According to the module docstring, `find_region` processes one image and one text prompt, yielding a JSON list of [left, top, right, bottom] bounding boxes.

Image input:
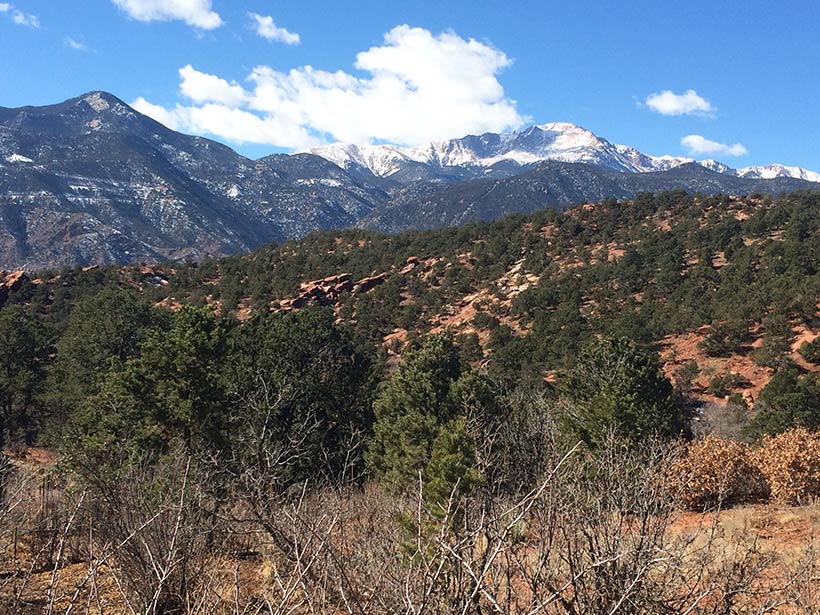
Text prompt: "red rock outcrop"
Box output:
[[352, 272, 389, 295], [399, 256, 420, 275], [0, 270, 28, 304], [278, 273, 353, 311]]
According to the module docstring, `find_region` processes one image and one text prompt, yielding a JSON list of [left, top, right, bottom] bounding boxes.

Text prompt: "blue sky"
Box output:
[[2, 0, 819, 170]]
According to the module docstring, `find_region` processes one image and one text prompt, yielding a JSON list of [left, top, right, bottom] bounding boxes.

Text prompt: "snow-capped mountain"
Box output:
[[735, 164, 820, 183], [2, 91, 819, 270], [311, 123, 670, 178], [698, 159, 733, 174], [310, 123, 819, 185]]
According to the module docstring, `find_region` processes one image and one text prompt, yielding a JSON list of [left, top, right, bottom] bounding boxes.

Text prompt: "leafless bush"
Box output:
[[669, 435, 769, 510], [77, 449, 220, 614], [4, 393, 818, 614], [753, 428, 820, 505]]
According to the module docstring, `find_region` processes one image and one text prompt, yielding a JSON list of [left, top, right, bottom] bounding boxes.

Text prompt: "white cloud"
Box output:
[[112, 0, 222, 30], [0, 4, 40, 27], [132, 97, 183, 130], [681, 134, 747, 157], [132, 97, 318, 147], [64, 37, 89, 51], [645, 89, 715, 116], [0, 3, 39, 27], [133, 25, 525, 150], [12, 9, 38, 27], [248, 12, 300, 45], [179, 65, 247, 107]]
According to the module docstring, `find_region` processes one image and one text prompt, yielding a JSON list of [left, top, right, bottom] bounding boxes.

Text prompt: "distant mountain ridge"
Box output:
[[360, 160, 820, 233], [310, 122, 820, 184], [1, 91, 819, 270]]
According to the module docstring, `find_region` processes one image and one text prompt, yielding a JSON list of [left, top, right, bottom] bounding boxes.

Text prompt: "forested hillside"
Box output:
[[3, 188, 820, 445], [3, 189, 820, 613]]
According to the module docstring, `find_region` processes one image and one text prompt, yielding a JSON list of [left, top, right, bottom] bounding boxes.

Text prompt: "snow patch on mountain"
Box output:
[[5, 154, 33, 164], [698, 159, 732, 174]]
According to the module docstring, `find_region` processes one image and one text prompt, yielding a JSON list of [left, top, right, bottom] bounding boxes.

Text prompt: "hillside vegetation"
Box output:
[[2, 189, 820, 613]]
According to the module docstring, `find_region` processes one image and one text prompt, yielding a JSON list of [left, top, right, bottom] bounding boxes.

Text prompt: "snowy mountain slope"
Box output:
[[735, 164, 820, 183], [310, 123, 819, 185]]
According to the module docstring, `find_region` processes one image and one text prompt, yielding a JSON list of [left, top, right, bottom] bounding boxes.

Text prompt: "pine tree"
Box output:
[[561, 336, 683, 445]]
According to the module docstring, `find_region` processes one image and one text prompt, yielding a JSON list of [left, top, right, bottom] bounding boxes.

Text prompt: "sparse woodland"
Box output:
[[2, 190, 820, 613]]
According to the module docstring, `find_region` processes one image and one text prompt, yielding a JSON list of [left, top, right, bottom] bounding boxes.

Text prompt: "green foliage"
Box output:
[[225, 308, 377, 484], [754, 311, 794, 368], [746, 369, 820, 438], [560, 336, 684, 445], [700, 320, 748, 358], [8, 188, 820, 487], [46, 288, 159, 439], [367, 334, 498, 498], [799, 339, 820, 364], [706, 372, 748, 397], [124, 305, 230, 449], [424, 416, 481, 511], [673, 360, 699, 397], [0, 305, 49, 442], [67, 305, 229, 466]]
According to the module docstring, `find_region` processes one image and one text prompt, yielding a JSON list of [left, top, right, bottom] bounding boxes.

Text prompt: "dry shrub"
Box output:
[[753, 428, 820, 505], [669, 435, 768, 510]]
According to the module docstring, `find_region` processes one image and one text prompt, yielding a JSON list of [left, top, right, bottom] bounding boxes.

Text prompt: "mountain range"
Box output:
[[1, 91, 818, 270], [310, 122, 820, 184]]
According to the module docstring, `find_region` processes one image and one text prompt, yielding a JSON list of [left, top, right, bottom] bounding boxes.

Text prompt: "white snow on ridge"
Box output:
[[648, 154, 696, 171], [5, 154, 34, 164], [736, 164, 820, 183], [698, 159, 732, 174], [309, 123, 820, 183]]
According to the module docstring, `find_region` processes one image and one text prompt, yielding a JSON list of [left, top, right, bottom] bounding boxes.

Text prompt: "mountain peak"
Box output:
[[67, 91, 138, 120], [79, 91, 118, 112], [534, 121, 590, 133]]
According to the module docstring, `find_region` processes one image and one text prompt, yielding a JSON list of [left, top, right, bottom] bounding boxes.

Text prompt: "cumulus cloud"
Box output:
[[645, 89, 714, 116], [132, 97, 318, 147], [132, 97, 183, 130], [133, 25, 524, 150], [249, 12, 300, 45], [0, 4, 9, 12], [112, 0, 222, 30], [681, 134, 747, 157], [179, 65, 247, 107]]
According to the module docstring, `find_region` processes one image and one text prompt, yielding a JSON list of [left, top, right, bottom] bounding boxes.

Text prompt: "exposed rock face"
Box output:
[[353, 272, 389, 295], [0, 270, 28, 303], [398, 256, 420, 275], [138, 264, 172, 287], [278, 273, 354, 311], [275, 269, 394, 312]]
